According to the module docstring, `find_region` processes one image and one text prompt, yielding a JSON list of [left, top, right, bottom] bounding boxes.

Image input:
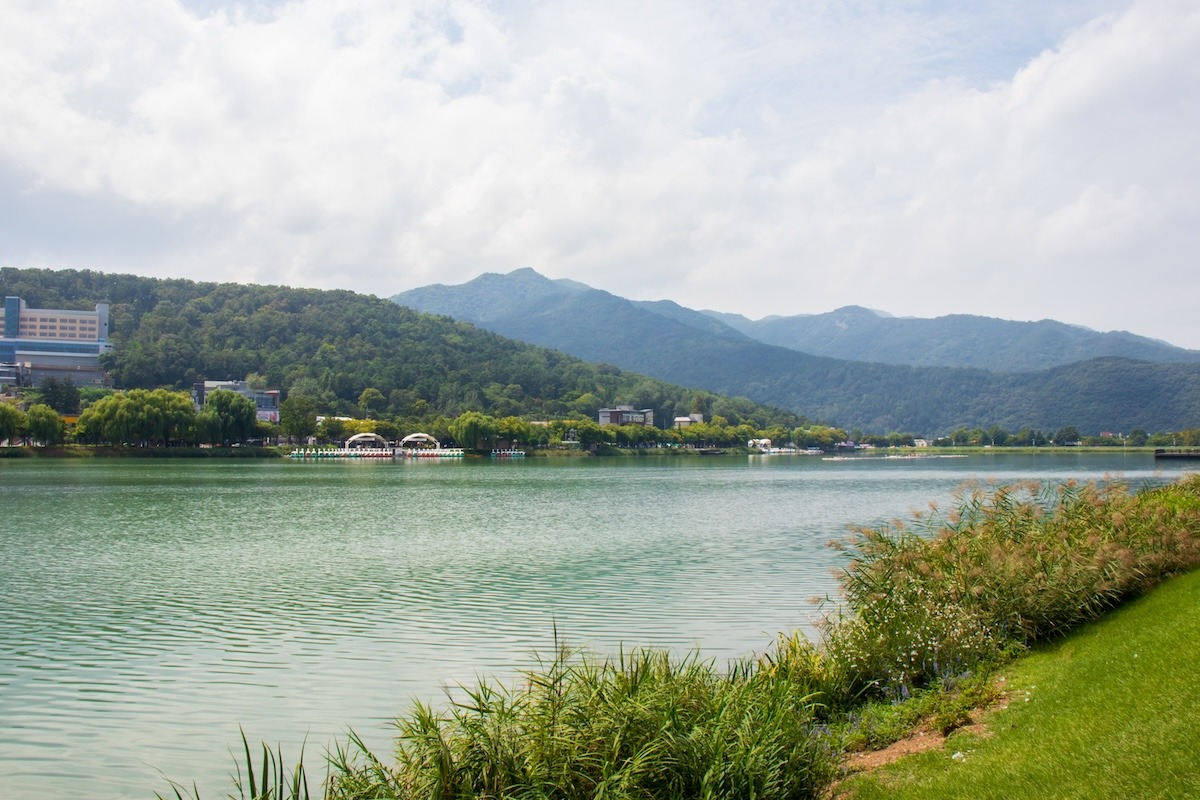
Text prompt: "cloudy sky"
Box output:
[[2, 0, 1198, 347]]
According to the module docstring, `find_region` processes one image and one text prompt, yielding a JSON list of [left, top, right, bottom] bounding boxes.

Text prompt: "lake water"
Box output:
[[0, 451, 1191, 798]]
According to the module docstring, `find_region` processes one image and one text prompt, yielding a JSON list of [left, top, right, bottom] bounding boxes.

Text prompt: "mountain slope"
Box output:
[[0, 267, 800, 428], [393, 270, 1200, 434], [704, 306, 1200, 371]]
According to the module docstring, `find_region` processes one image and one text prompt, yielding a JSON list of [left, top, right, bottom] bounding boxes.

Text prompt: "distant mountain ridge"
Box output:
[[392, 269, 1200, 434], [701, 305, 1200, 371]]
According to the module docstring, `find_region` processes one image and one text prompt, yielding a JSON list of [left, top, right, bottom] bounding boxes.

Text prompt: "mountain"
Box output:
[[0, 267, 800, 429], [701, 306, 1200, 371], [392, 269, 1200, 434]]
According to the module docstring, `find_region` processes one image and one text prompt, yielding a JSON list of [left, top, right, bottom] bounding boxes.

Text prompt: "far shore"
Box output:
[[0, 443, 1170, 460]]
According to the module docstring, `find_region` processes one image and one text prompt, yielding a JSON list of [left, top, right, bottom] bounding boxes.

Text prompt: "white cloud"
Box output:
[[1, 0, 1198, 347]]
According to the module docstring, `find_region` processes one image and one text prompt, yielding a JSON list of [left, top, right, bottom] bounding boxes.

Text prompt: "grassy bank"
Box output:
[[161, 474, 1200, 799], [836, 565, 1200, 799]]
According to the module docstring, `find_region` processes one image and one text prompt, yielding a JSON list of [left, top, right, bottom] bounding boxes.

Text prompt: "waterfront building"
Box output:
[[191, 379, 281, 423], [0, 296, 113, 387], [598, 405, 655, 427]]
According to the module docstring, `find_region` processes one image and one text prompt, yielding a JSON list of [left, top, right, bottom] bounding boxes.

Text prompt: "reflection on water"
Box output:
[[0, 453, 1187, 798]]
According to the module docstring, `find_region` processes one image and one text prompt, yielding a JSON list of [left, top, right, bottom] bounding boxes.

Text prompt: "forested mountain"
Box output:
[[700, 305, 1200, 371], [392, 269, 1200, 434], [0, 267, 801, 429]]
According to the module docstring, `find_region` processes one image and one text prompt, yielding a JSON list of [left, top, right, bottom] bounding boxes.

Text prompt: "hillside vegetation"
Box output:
[[0, 267, 799, 429], [393, 269, 1200, 434]]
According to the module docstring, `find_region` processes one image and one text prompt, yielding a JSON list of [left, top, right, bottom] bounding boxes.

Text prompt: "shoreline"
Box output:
[[0, 443, 1168, 460]]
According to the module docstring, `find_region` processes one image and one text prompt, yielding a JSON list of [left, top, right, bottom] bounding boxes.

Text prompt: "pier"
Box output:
[[1153, 449, 1200, 460]]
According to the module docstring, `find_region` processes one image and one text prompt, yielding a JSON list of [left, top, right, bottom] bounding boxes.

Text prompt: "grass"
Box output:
[[834, 565, 1200, 799], [160, 474, 1200, 799]]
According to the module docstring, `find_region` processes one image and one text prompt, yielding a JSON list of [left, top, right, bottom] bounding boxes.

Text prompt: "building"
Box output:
[[674, 413, 704, 429], [192, 379, 281, 423], [0, 361, 27, 388], [0, 296, 113, 387], [598, 405, 654, 427]]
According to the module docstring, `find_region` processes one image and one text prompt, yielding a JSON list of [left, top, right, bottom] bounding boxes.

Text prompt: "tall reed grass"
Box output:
[[164, 474, 1200, 799], [826, 474, 1200, 699]]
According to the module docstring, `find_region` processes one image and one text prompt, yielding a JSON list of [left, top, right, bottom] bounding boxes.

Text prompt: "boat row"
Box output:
[[289, 447, 395, 459], [288, 447, 470, 459]]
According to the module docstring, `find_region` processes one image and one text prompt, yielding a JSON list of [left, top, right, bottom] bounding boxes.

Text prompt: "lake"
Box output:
[[0, 451, 1190, 798]]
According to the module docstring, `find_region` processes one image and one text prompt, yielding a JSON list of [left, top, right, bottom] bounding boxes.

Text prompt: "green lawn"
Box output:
[[836, 568, 1200, 799]]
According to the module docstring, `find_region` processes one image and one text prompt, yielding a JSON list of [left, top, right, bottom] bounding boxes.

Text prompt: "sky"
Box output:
[[2, 0, 1198, 348]]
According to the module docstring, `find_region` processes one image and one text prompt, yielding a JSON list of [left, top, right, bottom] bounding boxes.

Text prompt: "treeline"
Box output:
[[0, 388, 259, 447], [935, 424, 1200, 448], [0, 268, 803, 432]]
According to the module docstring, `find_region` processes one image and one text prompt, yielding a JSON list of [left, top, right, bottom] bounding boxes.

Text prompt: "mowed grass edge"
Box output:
[[835, 565, 1200, 800]]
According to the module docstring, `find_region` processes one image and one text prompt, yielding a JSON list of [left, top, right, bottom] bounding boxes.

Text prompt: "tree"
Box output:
[[280, 395, 318, 443], [39, 377, 82, 415], [244, 372, 269, 390], [25, 404, 63, 446], [195, 408, 222, 445], [204, 389, 258, 444], [358, 387, 386, 418], [373, 419, 400, 443], [448, 411, 497, 451], [75, 389, 197, 446], [1127, 428, 1148, 446], [496, 416, 533, 447], [1053, 426, 1080, 445], [0, 403, 27, 445], [318, 416, 348, 445]]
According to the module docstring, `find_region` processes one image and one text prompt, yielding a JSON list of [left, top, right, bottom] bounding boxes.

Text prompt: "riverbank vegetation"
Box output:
[[836, 563, 1200, 799], [160, 474, 1200, 799]]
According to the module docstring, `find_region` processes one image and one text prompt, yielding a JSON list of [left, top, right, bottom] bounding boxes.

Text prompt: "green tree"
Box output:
[[39, 377, 82, 415], [204, 389, 258, 444], [373, 419, 400, 443], [570, 392, 603, 418], [280, 395, 318, 443], [1053, 426, 1081, 445], [0, 403, 27, 445], [496, 416, 533, 447], [195, 407, 222, 445], [75, 389, 196, 446], [358, 387, 386, 418], [448, 411, 498, 451], [1127, 428, 1148, 446], [318, 416, 348, 445], [25, 404, 63, 446]]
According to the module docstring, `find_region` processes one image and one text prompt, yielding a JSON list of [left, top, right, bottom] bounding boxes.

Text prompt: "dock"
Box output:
[[1153, 449, 1200, 460]]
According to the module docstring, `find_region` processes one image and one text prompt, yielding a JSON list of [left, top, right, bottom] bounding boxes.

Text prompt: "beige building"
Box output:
[[1, 296, 112, 386]]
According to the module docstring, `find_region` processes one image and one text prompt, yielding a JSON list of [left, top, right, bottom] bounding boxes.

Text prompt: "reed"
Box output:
[[384, 643, 837, 799], [826, 474, 1200, 699]]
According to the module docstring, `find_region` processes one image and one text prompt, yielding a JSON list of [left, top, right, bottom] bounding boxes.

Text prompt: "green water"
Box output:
[[0, 452, 1187, 798]]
